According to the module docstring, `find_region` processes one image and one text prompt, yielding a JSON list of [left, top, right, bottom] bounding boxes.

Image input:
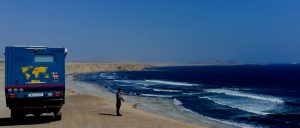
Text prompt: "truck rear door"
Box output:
[[11, 47, 65, 97]]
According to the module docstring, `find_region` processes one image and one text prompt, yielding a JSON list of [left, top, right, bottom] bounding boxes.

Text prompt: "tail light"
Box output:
[[54, 92, 63, 97], [8, 94, 16, 98]]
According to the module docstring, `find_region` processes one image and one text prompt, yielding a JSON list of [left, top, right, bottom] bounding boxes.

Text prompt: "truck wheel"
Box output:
[[53, 109, 62, 120], [11, 110, 25, 119], [11, 110, 17, 118]]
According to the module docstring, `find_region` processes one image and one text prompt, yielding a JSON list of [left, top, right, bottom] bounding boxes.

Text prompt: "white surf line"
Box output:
[[204, 88, 284, 103], [145, 80, 198, 86]]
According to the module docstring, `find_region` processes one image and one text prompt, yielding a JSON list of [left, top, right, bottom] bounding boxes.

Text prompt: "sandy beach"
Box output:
[[0, 62, 234, 128]]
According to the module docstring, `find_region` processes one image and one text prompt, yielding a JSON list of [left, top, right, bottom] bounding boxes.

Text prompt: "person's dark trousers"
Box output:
[[116, 101, 121, 116]]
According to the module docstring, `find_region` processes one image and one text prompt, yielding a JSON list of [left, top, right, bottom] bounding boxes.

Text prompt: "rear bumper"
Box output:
[[7, 98, 64, 110]]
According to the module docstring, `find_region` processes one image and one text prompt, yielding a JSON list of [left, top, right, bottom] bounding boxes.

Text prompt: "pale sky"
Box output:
[[1, 0, 300, 63]]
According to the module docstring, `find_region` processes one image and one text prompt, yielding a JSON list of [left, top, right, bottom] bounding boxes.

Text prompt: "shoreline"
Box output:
[[67, 74, 237, 128], [0, 62, 236, 127]]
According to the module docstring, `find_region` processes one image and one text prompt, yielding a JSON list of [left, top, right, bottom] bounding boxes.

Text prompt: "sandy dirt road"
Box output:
[[0, 90, 204, 128]]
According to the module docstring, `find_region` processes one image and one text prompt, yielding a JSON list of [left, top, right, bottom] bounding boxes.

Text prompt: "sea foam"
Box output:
[[199, 96, 276, 115], [153, 88, 181, 92], [141, 94, 173, 98], [145, 80, 197, 86], [173, 98, 257, 128], [203, 88, 284, 103]]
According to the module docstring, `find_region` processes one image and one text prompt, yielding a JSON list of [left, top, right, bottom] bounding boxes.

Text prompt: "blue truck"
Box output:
[[4, 46, 67, 119]]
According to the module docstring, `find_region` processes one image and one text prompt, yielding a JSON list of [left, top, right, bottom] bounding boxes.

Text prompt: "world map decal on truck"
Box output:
[[21, 66, 59, 84]]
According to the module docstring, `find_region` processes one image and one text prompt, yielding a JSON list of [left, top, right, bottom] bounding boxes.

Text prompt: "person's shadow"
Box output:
[[98, 113, 117, 116], [0, 115, 60, 126]]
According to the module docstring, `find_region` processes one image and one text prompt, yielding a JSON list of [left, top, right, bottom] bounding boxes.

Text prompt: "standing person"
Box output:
[[116, 88, 125, 116]]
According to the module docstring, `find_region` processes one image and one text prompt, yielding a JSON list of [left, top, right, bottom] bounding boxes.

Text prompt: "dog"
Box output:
[[132, 103, 138, 109]]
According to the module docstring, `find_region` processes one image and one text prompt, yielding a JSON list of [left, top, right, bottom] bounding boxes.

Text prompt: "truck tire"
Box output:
[[11, 109, 25, 119], [11, 109, 17, 119], [53, 109, 62, 120]]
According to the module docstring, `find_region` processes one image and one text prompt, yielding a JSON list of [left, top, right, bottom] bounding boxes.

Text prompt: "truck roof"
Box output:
[[6, 46, 67, 49], [9, 45, 47, 48], [5, 46, 68, 54]]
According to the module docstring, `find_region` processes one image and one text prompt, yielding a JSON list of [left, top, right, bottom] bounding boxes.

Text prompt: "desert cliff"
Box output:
[[66, 63, 152, 75]]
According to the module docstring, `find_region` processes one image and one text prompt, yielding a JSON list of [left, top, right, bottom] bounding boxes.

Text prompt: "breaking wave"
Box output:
[[145, 80, 197, 86], [203, 88, 284, 103]]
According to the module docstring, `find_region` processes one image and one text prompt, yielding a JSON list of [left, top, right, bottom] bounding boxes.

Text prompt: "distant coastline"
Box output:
[[65, 63, 153, 75]]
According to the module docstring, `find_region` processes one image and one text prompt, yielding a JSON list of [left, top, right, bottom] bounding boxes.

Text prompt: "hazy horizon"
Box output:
[[1, 0, 300, 64]]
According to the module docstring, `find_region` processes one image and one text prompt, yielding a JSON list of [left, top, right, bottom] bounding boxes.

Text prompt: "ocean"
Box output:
[[74, 64, 300, 128]]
